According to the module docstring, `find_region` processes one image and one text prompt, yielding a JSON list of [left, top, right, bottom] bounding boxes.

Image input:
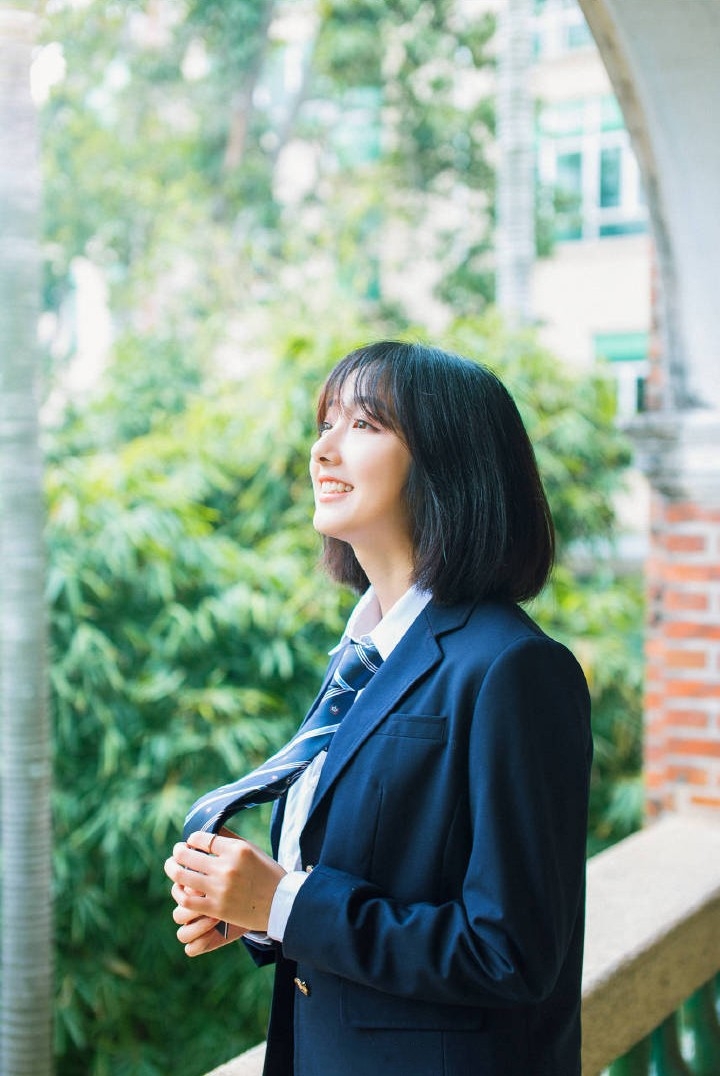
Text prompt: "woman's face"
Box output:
[[309, 376, 413, 566]]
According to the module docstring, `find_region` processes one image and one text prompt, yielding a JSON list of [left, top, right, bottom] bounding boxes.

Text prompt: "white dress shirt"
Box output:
[[264, 583, 431, 942]]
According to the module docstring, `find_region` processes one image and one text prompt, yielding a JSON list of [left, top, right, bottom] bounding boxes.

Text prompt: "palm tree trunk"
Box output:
[[495, 0, 536, 324], [0, 7, 53, 1074]]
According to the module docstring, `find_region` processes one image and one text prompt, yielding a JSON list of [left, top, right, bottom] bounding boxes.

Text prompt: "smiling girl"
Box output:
[[165, 341, 592, 1076]]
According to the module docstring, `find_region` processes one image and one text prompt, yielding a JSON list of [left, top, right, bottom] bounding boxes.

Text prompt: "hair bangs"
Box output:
[[316, 345, 405, 437]]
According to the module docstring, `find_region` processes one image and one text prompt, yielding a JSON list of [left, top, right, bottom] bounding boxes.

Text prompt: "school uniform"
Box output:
[[249, 592, 592, 1076]]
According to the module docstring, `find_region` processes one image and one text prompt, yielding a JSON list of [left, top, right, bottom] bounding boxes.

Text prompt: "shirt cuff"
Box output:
[[243, 930, 273, 946], [267, 870, 309, 942]]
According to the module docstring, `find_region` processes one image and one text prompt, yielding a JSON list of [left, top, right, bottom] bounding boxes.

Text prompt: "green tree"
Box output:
[[46, 309, 643, 1074], [36, 3, 644, 1070], [39, 0, 497, 388], [445, 315, 644, 853], [308, 0, 497, 310], [47, 349, 349, 1075], [0, 6, 54, 1074]]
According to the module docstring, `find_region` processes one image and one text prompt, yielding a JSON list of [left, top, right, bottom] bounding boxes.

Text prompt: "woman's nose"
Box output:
[[311, 432, 340, 464]]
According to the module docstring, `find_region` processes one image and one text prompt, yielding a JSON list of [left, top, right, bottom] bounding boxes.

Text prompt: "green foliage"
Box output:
[[311, 0, 496, 310], [46, 308, 644, 1073], [317, 0, 495, 187], [443, 315, 645, 853], [38, 2, 645, 1071], [52, 332, 205, 453], [47, 352, 350, 1075], [40, 0, 497, 356]]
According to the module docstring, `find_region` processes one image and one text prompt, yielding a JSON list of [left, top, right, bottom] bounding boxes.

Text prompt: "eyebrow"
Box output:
[[323, 391, 359, 415]]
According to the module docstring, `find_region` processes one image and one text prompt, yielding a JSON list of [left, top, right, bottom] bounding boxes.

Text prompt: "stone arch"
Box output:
[[578, 0, 720, 413]]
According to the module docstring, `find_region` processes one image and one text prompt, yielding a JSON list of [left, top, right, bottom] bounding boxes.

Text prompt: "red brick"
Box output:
[[645, 639, 666, 658], [645, 555, 665, 577], [664, 534, 708, 553], [667, 738, 720, 758], [663, 503, 694, 523], [644, 770, 666, 789], [645, 744, 667, 763], [665, 649, 707, 669], [665, 622, 720, 638], [689, 794, 720, 809], [665, 710, 709, 728], [666, 765, 709, 785], [664, 680, 720, 699], [664, 503, 720, 524], [665, 590, 709, 611], [662, 563, 720, 583], [644, 668, 666, 688]]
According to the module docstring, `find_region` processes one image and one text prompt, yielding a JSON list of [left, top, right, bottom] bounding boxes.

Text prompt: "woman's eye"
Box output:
[[318, 420, 332, 434], [353, 418, 375, 430]]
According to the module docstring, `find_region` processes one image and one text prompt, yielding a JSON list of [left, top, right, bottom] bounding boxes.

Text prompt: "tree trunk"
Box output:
[[495, 0, 536, 325], [222, 0, 277, 173], [0, 7, 53, 1074]]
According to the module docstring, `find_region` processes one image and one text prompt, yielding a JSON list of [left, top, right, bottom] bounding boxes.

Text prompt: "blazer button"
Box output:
[[305, 864, 314, 873], [294, 977, 311, 997]]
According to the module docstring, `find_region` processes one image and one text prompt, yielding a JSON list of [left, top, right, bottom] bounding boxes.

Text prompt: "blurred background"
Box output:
[[4, 1, 657, 1072]]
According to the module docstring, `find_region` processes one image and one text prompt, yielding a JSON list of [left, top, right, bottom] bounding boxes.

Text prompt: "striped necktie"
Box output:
[[182, 636, 383, 842]]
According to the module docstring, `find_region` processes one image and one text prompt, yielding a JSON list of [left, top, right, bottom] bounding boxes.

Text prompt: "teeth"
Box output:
[[320, 481, 353, 493]]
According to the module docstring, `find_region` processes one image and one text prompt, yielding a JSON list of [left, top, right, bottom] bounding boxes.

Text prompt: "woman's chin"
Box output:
[[312, 511, 343, 541]]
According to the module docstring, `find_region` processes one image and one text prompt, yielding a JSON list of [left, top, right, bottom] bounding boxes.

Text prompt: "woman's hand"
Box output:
[[164, 828, 286, 938], [171, 897, 245, 957]]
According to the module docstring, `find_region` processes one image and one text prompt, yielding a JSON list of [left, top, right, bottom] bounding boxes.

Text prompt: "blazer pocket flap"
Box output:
[[377, 713, 446, 741], [341, 981, 486, 1030]]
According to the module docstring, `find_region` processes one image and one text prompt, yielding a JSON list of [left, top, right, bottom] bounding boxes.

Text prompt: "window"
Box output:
[[538, 97, 648, 241], [599, 146, 622, 208], [594, 332, 649, 418], [554, 151, 583, 240], [534, 0, 594, 58]]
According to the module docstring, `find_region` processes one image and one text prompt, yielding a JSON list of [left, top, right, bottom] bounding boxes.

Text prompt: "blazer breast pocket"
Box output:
[[376, 713, 447, 742]]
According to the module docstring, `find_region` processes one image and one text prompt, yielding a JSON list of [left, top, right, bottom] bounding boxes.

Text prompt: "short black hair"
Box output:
[[316, 341, 555, 605]]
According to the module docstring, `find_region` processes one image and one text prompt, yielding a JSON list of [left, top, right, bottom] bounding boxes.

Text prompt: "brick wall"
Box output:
[[644, 496, 720, 815]]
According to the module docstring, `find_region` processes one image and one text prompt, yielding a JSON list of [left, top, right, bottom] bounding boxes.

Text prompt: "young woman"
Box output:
[[165, 341, 592, 1076]]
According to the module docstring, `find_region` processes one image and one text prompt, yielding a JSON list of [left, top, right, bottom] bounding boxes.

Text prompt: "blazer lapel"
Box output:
[[303, 599, 474, 827]]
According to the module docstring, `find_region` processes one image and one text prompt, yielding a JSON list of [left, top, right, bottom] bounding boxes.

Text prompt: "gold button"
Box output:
[[305, 864, 314, 873], [294, 977, 311, 997]]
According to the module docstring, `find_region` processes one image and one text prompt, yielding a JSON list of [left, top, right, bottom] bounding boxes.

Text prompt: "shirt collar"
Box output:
[[332, 584, 432, 662]]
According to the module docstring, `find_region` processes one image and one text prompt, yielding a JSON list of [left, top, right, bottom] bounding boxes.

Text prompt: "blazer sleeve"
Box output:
[[280, 634, 592, 1008], [242, 935, 280, 968]]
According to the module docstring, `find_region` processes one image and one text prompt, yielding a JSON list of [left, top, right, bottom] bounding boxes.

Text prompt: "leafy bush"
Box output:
[[48, 353, 348, 1074], [48, 315, 643, 1073]]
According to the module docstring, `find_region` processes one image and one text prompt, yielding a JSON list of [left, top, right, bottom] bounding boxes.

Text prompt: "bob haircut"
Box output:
[[316, 340, 555, 606]]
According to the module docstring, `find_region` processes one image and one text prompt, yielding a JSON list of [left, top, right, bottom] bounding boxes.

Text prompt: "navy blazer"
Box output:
[[251, 598, 592, 1076]]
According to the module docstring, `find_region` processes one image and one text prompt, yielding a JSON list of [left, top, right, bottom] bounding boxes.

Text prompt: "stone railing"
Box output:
[[204, 814, 720, 1076], [582, 814, 720, 1073]]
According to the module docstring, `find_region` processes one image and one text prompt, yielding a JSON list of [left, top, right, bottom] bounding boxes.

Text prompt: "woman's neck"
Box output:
[[357, 555, 414, 619]]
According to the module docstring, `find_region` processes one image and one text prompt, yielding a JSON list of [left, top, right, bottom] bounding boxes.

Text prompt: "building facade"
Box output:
[[532, 0, 651, 420]]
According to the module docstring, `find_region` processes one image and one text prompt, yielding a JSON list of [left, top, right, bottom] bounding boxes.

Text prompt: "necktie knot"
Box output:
[[332, 636, 383, 694]]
